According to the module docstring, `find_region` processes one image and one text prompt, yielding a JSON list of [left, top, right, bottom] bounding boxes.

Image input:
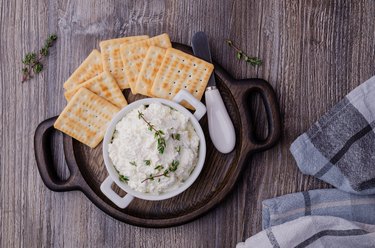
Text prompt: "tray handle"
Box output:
[[34, 117, 82, 191], [237, 78, 281, 152]]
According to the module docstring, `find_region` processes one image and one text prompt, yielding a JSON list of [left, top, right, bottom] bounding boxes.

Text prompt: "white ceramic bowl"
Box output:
[[100, 90, 207, 208]]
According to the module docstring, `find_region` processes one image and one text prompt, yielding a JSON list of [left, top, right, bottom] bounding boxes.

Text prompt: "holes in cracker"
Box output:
[[193, 63, 196, 67], [173, 81, 176, 85]]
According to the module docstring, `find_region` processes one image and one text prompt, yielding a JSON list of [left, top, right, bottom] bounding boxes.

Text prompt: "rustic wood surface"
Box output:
[[1, 0, 375, 247]]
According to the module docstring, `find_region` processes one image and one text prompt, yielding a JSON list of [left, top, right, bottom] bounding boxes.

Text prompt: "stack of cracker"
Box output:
[[55, 33, 214, 148]]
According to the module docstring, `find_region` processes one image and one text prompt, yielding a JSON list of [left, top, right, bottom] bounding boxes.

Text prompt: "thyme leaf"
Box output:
[[169, 160, 179, 172], [119, 175, 129, 183], [171, 133, 180, 141], [175, 146, 181, 153]]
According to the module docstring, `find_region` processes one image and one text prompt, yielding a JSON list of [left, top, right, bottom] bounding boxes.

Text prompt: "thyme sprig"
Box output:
[[21, 34, 58, 83], [138, 111, 166, 154], [225, 39, 262, 66], [141, 160, 179, 183]]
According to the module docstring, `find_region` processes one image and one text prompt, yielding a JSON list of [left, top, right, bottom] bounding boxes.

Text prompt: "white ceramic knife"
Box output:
[[192, 32, 236, 154]]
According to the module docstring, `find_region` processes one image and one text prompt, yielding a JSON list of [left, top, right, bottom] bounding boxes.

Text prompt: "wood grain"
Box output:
[[2, 0, 375, 247]]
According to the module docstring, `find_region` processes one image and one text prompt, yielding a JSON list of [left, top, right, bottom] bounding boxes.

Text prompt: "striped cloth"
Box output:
[[236, 189, 375, 247], [262, 189, 375, 229], [237, 216, 375, 248], [290, 76, 375, 194]]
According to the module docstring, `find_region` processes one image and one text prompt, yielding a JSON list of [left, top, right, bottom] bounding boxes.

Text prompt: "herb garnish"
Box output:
[[163, 169, 170, 177], [155, 165, 164, 171], [169, 160, 179, 172], [130, 161, 137, 166], [171, 133, 180, 141], [21, 34, 58, 83], [141, 160, 179, 183], [119, 175, 129, 183], [175, 146, 181, 153], [144, 160, 151, 166], [138, 111, 166, 154], [225, 40, 262, 66]]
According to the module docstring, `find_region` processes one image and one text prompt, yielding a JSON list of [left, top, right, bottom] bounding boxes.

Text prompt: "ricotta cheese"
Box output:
[[108, 102, 200, 194]]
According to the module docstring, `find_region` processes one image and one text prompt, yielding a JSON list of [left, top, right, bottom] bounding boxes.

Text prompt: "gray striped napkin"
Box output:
[[237, 215, 375, 248], [237, 189, 375, 247], [290, 76, 375, 194], [262, 189, 375, 229]]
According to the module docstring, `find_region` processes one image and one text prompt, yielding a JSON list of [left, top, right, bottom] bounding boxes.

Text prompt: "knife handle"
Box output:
[[205, 87, 236, 153]]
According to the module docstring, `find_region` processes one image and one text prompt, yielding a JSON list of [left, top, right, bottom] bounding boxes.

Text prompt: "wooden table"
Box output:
[[2, 0, 374, 247]]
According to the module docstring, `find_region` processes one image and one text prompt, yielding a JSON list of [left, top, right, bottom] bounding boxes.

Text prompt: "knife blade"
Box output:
[[191, 32, 236, 154], [191, 32, 216, 87]]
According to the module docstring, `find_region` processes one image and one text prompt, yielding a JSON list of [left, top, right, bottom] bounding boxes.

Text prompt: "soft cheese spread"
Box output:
[[108, 102, 200, 194]]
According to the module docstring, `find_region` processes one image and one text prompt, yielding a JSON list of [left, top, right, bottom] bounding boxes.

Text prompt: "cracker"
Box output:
[[54, 88, 120, 148], [134, 46, 166, 96], [64, 71, 127, 108], [63, 49, 103, 90], [99, 35, 149, 89], [120, 33, 172, 94], [151, 48, 214, 108]]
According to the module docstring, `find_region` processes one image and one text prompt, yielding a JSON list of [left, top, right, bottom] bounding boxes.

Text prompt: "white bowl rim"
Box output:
[[102, 97, 206, 201]]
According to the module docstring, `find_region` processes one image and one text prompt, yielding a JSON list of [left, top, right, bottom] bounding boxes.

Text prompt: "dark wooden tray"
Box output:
[[34, 43, 281, 228]]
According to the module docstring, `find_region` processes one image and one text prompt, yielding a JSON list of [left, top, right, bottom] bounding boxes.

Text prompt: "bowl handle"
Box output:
[[100, 176, 134, 208], [172, 90, 207, 121]]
